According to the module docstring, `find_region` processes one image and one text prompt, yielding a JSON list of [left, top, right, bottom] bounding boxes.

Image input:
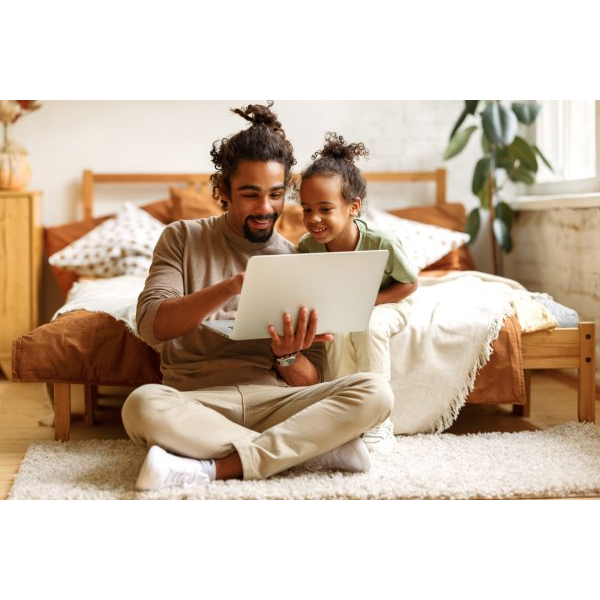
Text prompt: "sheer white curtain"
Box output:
[[532, 100, 599, 194]]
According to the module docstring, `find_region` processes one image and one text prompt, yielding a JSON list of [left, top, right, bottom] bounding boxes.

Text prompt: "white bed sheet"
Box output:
[[53, 275, 146, 338]]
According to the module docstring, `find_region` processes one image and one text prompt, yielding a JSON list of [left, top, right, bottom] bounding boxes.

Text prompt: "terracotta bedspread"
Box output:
[[12, 311, 161, 386], [12, 309, 525, 405]]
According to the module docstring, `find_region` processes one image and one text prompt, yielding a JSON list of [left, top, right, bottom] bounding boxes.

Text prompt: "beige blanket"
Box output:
[[334, 271, 557, 435]]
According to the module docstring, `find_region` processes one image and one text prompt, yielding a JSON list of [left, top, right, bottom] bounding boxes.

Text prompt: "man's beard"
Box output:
[[243, 213, 279, 243]]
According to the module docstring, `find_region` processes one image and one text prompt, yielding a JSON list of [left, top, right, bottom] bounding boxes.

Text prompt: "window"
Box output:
[[529, 100, 600, 195]]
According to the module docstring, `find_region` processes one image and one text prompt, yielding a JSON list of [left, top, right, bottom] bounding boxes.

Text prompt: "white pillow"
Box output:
[[49, 202, 165, 277], [362, 206, 470, 271]]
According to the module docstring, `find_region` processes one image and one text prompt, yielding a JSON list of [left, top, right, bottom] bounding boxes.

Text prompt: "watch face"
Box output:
[[277, 353, 298, 367]]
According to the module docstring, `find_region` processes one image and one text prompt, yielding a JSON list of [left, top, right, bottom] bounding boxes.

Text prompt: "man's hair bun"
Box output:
[[231, 100, 283, 134]]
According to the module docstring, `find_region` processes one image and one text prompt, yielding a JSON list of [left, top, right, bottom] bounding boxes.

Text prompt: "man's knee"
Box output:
[[121, 384, 172, 438], [343, 372, 394, 420]]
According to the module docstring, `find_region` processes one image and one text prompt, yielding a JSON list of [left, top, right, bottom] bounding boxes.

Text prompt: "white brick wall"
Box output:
[[504, 207, 600, 385], [18, 100, 490, 319]]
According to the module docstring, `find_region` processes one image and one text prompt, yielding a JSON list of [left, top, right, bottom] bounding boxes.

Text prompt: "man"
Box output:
[[122, 102, 393, 489]]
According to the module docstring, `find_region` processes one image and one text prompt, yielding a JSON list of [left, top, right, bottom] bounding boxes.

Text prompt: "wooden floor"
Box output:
[[1, 371, 598, 499]]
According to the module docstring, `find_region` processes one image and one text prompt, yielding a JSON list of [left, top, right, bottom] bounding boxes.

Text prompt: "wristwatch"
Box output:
[[274, 351, 299, 367]]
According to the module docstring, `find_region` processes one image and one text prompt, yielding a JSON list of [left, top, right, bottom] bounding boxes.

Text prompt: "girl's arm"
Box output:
[[375, 279, 418, 305]]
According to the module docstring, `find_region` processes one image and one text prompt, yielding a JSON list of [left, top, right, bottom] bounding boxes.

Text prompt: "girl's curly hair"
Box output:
[[210, 101, 296, 209], [302, 132, 369, 204]]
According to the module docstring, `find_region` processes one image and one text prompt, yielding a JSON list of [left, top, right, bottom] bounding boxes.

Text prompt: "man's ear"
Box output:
[[350, 197, 362, 216], [219, 185, 229, 202], [219, 186, 230, 210]]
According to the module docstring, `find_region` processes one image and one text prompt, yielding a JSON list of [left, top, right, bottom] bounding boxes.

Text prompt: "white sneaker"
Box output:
[[136, 445, 211, 491], [303, 438, 372, 473], [362, 417, 396, 453]]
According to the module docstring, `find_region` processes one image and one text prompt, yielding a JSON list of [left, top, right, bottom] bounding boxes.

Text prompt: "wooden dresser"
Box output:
[[0, 190, 42, 377]]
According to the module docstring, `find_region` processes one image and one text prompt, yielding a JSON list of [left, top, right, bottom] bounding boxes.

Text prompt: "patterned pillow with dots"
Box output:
[[49, 202, 165, 277], [362, 206, 470, 271]]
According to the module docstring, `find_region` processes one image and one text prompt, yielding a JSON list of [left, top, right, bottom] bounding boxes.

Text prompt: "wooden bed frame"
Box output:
[[50, 169, 596, 440]]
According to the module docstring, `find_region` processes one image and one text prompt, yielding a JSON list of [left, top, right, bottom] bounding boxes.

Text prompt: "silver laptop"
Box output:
[[202, 250, 388, 340]]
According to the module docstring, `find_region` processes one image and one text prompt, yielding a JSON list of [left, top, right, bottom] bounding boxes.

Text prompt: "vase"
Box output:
[[0, 123, 32, 191]]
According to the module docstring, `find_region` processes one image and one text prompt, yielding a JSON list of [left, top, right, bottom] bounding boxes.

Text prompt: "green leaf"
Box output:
[[495, 201, 514, 229], [449, 101, 480, 139], [449, 109, 469, 141], [465, 100, 479, 115], [493, 217, 513, 253], [478, 176, 492, 209], [443, 125, 477, 160], [472, 157, 492, 194], [481, 132, 491, 154], [482, 102, 518, 146], [507, 135, 538, 172], [509, 165, 535, 184], [497, 156, 518, 173], [465, 207, 481, 244], [534, 145, 554, 172], [511, 102, 542, 124]]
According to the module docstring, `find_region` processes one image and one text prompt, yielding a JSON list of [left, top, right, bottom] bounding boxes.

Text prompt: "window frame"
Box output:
[[527, 100, 600, 196]]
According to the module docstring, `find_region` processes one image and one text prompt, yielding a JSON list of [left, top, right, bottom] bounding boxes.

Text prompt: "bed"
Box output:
[[11, 169, 596, 440]]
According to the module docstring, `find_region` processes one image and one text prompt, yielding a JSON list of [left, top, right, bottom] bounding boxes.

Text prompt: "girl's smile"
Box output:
[[300, 174, 361, 252]]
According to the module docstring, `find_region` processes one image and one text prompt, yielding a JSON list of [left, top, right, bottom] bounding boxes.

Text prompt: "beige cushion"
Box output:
[[362, 206, 470, 272]]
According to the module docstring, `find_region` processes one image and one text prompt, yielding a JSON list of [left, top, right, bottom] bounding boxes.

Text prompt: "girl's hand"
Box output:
[[268, 307, 334, 358]]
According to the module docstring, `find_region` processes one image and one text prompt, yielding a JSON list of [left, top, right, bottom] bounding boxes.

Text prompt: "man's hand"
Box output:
[[268, 307, 334, 358], [228, 272, 245, 296], [153, 271, 245, 342]]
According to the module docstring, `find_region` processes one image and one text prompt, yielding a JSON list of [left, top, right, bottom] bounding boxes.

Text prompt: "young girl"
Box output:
[[298, 133, 418, 453]]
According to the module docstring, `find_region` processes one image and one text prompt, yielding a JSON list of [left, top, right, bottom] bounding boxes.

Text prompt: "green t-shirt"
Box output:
[[298, 218, 418, 290]]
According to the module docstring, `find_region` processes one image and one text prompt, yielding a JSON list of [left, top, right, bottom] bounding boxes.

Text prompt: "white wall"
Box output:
[[16, 100, 482, 219], [12, 100, 490, 317]]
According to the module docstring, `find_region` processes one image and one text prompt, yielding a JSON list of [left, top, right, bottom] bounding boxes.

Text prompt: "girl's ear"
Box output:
[[350, 197, 362, 216]]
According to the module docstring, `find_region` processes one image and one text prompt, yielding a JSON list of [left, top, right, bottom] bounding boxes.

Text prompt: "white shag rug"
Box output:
[[9, 422, 600, 500]]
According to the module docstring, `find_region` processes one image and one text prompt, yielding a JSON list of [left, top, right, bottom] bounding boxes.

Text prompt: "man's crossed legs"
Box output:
[[122, 372, 393, 489]]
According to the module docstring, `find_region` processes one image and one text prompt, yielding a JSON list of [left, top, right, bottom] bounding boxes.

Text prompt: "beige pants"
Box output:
[[121, 372, 393, 480], [326, 302, 410, 382]]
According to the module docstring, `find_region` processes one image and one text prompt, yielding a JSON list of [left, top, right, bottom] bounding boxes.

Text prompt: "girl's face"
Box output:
[[299, 175, 361, 250]]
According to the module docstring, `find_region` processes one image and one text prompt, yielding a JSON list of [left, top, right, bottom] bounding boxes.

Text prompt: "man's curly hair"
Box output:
[[210, 101, 296, 210], [302, 132, 369, 204]]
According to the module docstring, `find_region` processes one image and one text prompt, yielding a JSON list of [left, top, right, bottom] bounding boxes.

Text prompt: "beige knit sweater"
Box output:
[[137, 214, 324, 391]]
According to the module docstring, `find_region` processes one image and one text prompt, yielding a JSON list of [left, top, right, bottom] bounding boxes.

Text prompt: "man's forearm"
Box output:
[[274, 352, 321, 387], [153, 278, 238, 341]]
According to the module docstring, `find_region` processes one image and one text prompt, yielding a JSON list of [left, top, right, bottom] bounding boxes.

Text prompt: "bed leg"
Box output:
[[54, 383, 71, 441], [578, 322, 596, 423], [84, 384, 97, 427], [513, 370, 532, 417]]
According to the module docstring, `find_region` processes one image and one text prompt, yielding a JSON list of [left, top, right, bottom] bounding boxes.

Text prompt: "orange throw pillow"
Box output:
[[275, 204, 305, 245], [170, 186, 223, 221]]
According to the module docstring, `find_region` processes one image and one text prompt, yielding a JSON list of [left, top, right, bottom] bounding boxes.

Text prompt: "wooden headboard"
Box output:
[[82, 168, 447, 219]]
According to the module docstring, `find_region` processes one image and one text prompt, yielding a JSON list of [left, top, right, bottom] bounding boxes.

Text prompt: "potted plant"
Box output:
[[443, 100, 552, 274]]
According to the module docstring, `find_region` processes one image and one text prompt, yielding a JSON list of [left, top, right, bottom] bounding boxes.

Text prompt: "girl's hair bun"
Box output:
[[313, 132, 369, 162]]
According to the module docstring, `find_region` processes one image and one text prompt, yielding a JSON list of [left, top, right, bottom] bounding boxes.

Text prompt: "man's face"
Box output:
[[223, 160, 286, 243]]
